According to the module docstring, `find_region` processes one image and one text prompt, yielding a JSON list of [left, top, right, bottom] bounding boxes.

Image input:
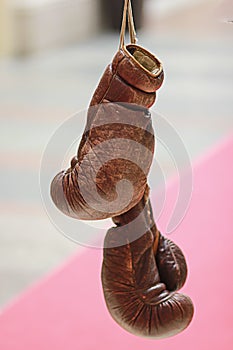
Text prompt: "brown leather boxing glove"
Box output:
[[102, 192, 194, 338], [50, 0, 163, 220]]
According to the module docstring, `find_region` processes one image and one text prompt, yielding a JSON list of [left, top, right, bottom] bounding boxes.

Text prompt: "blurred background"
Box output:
[[0, 0, 232, 308]]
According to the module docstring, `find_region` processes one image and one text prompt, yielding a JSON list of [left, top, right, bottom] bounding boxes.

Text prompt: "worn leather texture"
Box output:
[[102, 192, 194, 338], [51, 45, 163, 220], [50, 40, 194, 338]]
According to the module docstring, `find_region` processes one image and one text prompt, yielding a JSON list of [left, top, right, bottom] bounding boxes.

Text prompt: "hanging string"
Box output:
[[119, 0, 137, 49], [128, 0, 137, 44]]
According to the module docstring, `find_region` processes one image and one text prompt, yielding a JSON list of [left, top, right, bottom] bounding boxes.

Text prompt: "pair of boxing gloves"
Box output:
[[51, 35, 194, 338]]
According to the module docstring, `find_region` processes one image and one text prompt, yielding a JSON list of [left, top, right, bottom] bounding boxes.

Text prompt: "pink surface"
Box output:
[[1, 135, 233, 350]]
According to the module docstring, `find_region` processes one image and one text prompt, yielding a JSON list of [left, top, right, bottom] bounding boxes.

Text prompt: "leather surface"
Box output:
[[51, 45, 163, 220], [102, 193, 193, 338], [50, 42, 194, 338]]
